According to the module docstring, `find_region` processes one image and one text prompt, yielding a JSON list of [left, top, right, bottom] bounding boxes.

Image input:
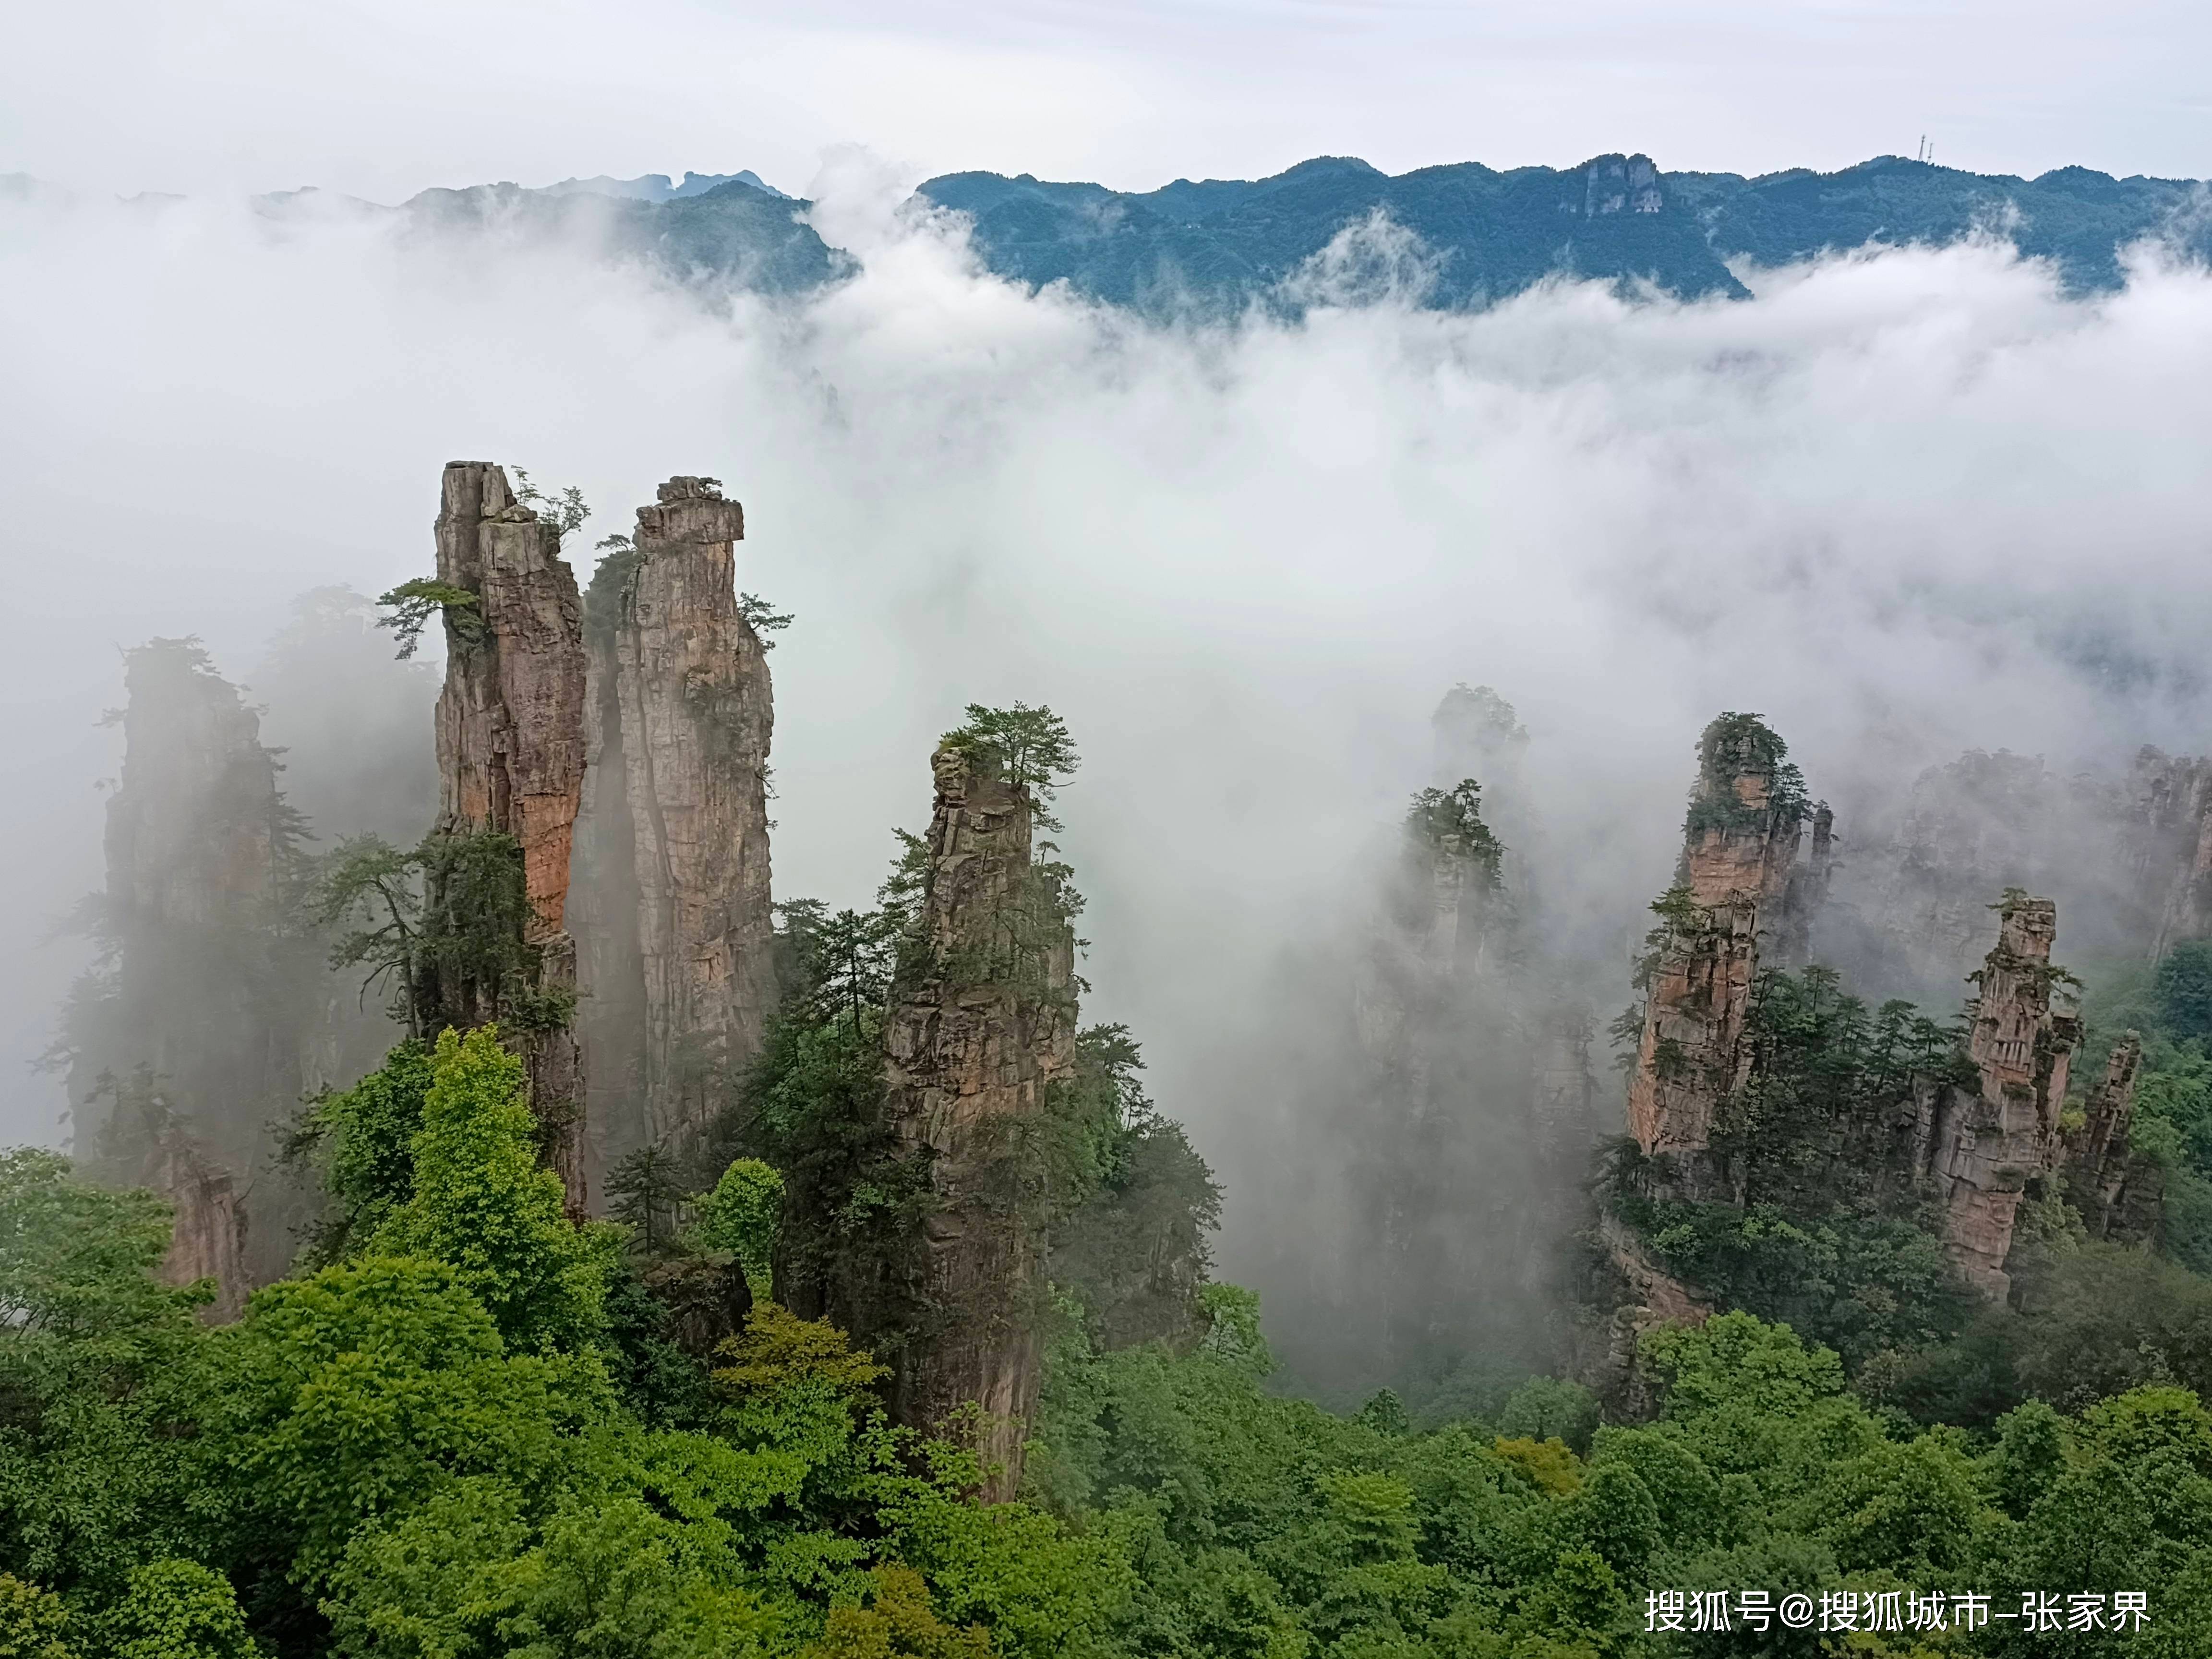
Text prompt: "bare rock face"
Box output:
[[427, 462, 589, 1211], [2064, 1032, 2164, 1245], [1626, 716, 1820, 1178], [100, 1080, 251, 1322], [1934, 895, 2081, 1295], [883, 741, 1076, 1501], [2139, 747, 2212, 951], [578, 476, 775, 1163]]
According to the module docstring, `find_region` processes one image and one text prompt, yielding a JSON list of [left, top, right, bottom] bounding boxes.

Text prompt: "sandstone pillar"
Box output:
[[580, 476, 775, 1162], [425, 462, 589, 1212], [1625, 715, 1816, 1173], [883, 741, 1076, 1500], [1934, 894, 2080, 1295]]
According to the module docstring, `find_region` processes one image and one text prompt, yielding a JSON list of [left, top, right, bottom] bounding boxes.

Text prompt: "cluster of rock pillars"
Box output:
[[70, 457, 2212, 1476]]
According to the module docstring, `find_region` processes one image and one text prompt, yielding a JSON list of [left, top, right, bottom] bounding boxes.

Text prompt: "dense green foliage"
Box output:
[[310, 829, 572, 1042], [17, 992, 2212, 1651], [1681, 714, 1809, 842], [1406, 781, 1504, 886], [373, 580, 482, 661], [918, 152, 2212, 316], [29, 1057, 2212, 1659]]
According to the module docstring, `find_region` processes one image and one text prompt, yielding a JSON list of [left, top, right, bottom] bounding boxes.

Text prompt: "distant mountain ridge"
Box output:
[[23, 152, 2210, 311], [917, 152, 2212, 311], [540, 169, 790, 202]]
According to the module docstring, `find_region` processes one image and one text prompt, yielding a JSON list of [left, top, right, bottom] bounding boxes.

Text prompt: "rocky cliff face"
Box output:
[[1935, 894, 2081, 1295], [1618, 736, 2090, 1300], [2137, 747, 2212, 952], [70, 639, 311, 1310], [1626, 715, 1820, 1183], [96, 1071, 252, 1320], [2063, 1033, 2164, 1245], [426, 462, 589, 1211], [882, 741, 1076, 1501], [1824, 745, 2212, 1008], [577, 477, 775, 1166]]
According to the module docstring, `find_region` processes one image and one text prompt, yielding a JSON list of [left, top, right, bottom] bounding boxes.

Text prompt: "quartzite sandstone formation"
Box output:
[[103, 1080, 252, 1322], [1620, 724, 2092, 1300], [883, 741, 1076, 1501], [578, 477, 775, 1165], [1626, 716, 1825, 1184], [2137, 747, 2212, 952], [1939, 894, 2081, 1294], [2063, 1032, 2164, 1245], [427, 462, 589, 1212]]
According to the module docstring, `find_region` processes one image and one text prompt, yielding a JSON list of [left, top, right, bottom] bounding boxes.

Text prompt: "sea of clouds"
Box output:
[[6, 156, 2212, 1300]]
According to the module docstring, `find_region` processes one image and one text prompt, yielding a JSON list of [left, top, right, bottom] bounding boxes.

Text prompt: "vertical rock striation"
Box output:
[[2061, 1032, 2163, 1245], [2139, 747, 2212, 952], [424, 462, 589, 1211], [1626, 714, 1820, 1183], [883, 741, 1076, 1500], [1935, 894, 2080, 1294], [578, 476, 775, 1166]]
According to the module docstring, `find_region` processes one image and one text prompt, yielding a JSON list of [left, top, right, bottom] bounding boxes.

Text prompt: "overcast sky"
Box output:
[[6, 0, 2208, 202]]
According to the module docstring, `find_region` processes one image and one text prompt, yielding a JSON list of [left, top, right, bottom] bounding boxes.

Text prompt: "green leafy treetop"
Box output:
[[940, 702, 1078, 829], [1683, 710, 1810, 840], [374, 578, 481, 661], [0, 1574, 73, 1659], [1405, 778, 1504, 884], [0, 1147, 205, 1343], [690, 1159, 785, 1302], [371, 1026, 619, 1352], [509, 468, 590, 539], [98, 1559, 255, 1659]]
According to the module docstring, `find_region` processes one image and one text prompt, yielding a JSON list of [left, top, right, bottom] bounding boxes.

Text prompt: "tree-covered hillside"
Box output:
[[918, 153, 2212, 315]]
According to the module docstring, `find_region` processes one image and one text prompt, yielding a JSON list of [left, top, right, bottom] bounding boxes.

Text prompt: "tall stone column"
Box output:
[[425, 462, 589, 1213], [1625, 715, 1817, 1178], [883, 741, 1076, 1500], [580, 477, 775, 1163], [1932, 894, 2080, 1295]]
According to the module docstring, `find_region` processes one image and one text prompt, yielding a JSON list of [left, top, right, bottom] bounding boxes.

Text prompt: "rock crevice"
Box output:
[[578, 476, 775, 1165]]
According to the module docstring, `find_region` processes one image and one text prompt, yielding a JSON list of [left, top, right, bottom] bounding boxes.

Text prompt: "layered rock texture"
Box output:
[[1825, 745, 2212, 1008], [1940, 895, 2081, 1293], [424, 462, 589, 1211], [2063, 1033, 2164, 1246], [66, 639, 313, 1312], [578, 476, 775, 1167], [2139, 748, 2212, 952], [882, 741, 1076, 1500], [1617, 717, 2096, 1304], [1626, 715, 1824, 1185]]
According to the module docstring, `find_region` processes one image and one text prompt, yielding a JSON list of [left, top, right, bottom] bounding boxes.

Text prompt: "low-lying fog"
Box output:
[[7, 160, 2212, 1326]]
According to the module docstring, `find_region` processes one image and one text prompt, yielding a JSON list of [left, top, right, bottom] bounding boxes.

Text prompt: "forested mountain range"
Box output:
[[213, 150, 2212, 313]]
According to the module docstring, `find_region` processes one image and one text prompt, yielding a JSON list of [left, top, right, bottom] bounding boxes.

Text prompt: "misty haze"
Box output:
[[8, 7, 2212, 1650]]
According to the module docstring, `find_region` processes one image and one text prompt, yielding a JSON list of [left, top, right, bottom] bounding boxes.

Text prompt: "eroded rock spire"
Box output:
[[882, 738, 1077, 1501], [1626, 713, 1824, 1178], [578, 476, 775, 1166], [423, 461, 589, 1211], [1937, 893, 2080, 1293]]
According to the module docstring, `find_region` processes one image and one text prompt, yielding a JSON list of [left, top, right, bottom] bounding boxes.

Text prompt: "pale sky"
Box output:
[[5, 0, 2208, 202]]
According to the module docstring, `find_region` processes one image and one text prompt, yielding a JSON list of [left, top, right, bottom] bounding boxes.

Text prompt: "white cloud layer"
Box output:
[[3, 172, 2211, 1282]]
